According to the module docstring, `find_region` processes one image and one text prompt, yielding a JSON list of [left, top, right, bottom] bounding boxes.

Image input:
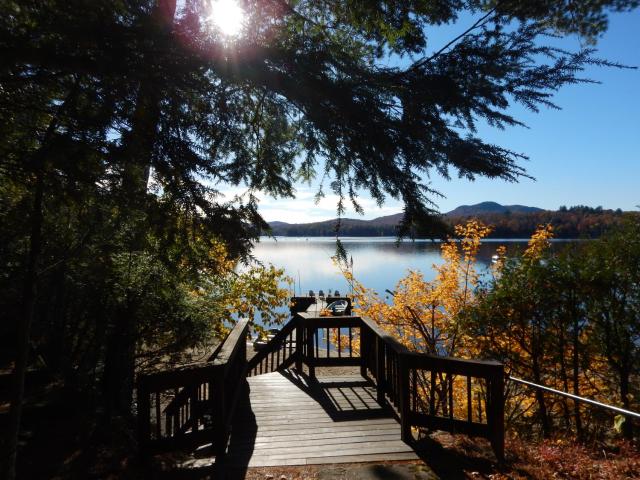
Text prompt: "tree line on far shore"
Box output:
[[271, 206, 635, 239]]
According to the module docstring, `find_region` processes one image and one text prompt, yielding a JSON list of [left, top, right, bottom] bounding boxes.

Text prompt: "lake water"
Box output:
[[252, 236, 534, 297]]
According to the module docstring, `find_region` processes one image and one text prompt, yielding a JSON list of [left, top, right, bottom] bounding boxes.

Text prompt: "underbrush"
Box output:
[[505, 437, 640, 480], [426, 431, 640, 479]]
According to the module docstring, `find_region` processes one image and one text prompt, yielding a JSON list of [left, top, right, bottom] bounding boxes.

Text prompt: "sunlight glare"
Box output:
[[208, 0, 245, 37]]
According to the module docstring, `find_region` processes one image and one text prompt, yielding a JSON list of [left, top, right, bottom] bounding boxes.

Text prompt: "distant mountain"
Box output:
[[268, 217, 379, 236], [446, 201, 544, 217], [267, 202, 544, 235], [366, 213, 404, 226], [267, 203, 630, 238], [267, 221, 292, 228]]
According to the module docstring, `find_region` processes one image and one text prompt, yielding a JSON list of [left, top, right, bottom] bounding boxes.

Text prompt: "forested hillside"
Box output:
[[452, 205, 632, 238], [269, 205, 634, 238]]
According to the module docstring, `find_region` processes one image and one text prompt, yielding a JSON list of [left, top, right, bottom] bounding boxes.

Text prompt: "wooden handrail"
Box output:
[[359, 316, 410, 354], [159, 319, 250, 416], [137, 319, 249, 456], [212, 319, 249, 372], [137, 362, 219, 391], [206, 340, 225, 362], [289, 313, 505, 461], [247, 317, 299, 376], [139, 302, 506, 463], [404, 352, 503, 377]]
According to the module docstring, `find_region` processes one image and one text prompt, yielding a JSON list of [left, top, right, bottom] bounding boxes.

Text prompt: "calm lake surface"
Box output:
[[253, 236, 541, 296]]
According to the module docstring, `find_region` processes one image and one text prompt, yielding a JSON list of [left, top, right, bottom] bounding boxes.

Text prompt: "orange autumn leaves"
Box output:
[[337, 220, 559, 428], [341, 219, 500, 358], [339, 219, 555, 361]]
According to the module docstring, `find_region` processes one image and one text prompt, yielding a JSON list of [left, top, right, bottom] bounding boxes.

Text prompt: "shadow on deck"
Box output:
[[224, 370, 418, 471], [138, 311, 505, 479]]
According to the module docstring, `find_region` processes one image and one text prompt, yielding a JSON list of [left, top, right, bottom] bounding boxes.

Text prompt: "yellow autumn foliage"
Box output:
[[342, 219, 491, 359], [337, 222, 622, 436]]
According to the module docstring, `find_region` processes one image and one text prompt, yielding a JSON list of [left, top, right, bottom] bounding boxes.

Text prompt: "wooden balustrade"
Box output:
[[137, 319, 249, 456], [293, 313, 505, 460], [247, 317, 298, 376], [299, 314, 362, 378], [137, 304, 505, 462], [400, 353, 504, 460]]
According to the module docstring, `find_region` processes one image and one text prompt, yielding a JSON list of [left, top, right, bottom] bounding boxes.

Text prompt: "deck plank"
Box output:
[[227, 371, 418, 467]]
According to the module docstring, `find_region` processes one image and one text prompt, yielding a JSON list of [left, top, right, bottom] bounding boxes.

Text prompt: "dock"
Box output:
[[136, 297, 505, 472], [226, 371, 418, 467]]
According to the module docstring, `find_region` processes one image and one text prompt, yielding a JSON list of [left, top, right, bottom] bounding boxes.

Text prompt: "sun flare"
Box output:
[[208, 0, 245, 37]]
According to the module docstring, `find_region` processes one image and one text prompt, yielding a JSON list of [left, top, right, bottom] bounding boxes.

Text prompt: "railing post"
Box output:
[[489, 365, 505, 462], [295, 319, 303, 372], [212, 366, 226, 457], [359, 324, 367, 378], [190, 384, 199, 433], [306, 324, 316, 380], [376, 336, 386, 405], [240, 326, 247, 372], [399, 354, 411, 443], [137, 379, 151, 456]]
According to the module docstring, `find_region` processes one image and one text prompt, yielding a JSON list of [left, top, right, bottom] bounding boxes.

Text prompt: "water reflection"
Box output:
[[253, 236, 531, 296]]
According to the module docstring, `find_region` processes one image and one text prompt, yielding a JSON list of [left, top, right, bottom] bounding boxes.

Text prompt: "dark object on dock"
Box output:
[[252, 339, 268, 351], [326, 299, 348, 315], [290, 295, 353, 316]]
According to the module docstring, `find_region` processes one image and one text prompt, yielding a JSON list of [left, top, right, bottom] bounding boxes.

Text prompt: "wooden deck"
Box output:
[[138, 312, 505, 469], [225, 370, 419, 467]]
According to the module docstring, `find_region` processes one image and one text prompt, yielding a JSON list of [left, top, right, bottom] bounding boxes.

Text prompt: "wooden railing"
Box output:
[[299, 314, 362, 375], [359, 316, 504, 459], [247, 317, 298, 376], [137, 305, 505, 461], [402, 354, 504, 459], [267, 312, 505, 460], [137, 319, 249, 455], [247, 296, 354, 376], [247, 314, 362, 377]]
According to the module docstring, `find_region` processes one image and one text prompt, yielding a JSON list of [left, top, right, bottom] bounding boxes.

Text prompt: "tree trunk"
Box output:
[[1, 80, 81, 478], [102, 293, 138, 416], [1, 167, 45, 480], [100, 0, 177, 417], [121, 0, 176, 197], [531, 321, 550, 438], [48, 264, 68, 373], [619, 366, 633, 440], [532, 365, 550, 438], [572, 312, 583, 440], [558, 326, 572, 430]]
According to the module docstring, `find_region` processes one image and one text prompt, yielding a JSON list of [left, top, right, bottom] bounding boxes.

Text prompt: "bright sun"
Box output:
[[208, 0, 245, 37]]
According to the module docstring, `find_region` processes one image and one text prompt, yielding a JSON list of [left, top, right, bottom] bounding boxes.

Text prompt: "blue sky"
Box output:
[[225, 10, 640, 223]]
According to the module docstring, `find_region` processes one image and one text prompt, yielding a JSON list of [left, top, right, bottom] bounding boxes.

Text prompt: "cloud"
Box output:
[[216, 183, 404, 223]]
